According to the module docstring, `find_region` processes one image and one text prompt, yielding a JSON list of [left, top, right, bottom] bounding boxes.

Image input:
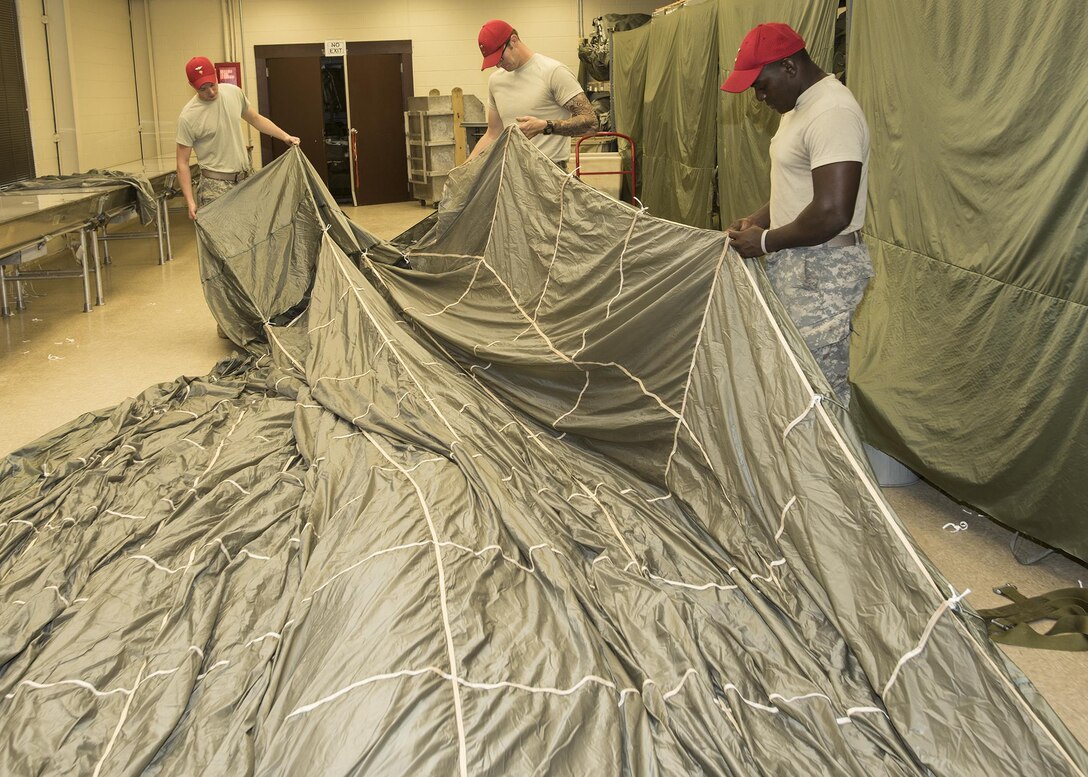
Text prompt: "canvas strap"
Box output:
[[979, 585, 1088, 651]]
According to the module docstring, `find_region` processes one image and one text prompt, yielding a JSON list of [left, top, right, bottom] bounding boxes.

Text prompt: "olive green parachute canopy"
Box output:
[[0, 132, 1084, 775]]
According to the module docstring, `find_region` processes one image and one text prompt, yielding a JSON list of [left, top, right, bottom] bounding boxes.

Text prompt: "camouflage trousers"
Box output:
[[197, 176, 238, 208], [762, 242, 873, 406]]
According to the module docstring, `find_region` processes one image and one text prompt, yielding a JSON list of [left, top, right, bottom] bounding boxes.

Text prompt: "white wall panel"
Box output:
[[241, 1, 581, 103], [66, 0, 140, 166], [16, 0, 58, 175], [144, 0, 225, 157]]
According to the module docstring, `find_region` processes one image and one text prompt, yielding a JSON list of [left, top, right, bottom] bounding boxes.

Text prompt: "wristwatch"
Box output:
[[543, 120, 554, 136]]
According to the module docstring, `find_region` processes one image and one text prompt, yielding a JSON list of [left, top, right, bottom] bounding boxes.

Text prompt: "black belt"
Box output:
[[200, 168, 248, 183], [821, 231, 861, 248]]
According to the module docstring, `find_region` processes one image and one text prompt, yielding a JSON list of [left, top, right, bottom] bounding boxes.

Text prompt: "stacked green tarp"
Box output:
[[0, 137, 1085, 774], [847, 2, 1088, 562]]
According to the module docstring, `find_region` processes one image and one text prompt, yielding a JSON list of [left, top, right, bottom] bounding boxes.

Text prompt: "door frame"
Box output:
[[254, 41, 414, 178]]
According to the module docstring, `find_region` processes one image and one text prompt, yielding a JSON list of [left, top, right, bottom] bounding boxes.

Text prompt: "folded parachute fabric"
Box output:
[[1, 169, 159, 225], [1, 132, 1085, 775]]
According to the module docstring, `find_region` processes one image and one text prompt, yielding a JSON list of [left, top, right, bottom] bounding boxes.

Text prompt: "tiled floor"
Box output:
[[1, 199, 1084, 747]]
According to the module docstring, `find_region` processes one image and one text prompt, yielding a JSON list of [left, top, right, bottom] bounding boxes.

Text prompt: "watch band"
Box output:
[[544, 120, 554, 135]]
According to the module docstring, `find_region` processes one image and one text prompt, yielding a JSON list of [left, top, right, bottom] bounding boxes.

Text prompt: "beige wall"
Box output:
[[17, 0, 143, 173], [142, 0, 227, 159], [241, 1, 581, 105], [240, 1, 664, 165], [16, 0, 664, 172], [17, 0, 58, 175], [67, 0, 141, 167], [241, 0, 660, 98]]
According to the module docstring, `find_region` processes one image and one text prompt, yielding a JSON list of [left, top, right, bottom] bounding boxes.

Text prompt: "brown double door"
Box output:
[[256, 41, 412, 205]]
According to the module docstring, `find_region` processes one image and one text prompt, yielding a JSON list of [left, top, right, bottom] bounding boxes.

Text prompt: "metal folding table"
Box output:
[[0, 159, 194, 316]]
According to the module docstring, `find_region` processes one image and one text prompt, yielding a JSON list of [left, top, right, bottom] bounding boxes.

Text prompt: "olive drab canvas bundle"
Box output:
[[0, 133, 1084, 775]]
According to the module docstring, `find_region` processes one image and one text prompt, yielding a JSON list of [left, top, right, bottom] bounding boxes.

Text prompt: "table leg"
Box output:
[[0, 266, 9, 317], [102, 220, 111, 264], [163, 196, 174, 261], [14, 266, 24, 311], [91, 226, 105, 305], [155, 202, 167, 265], [79, 228, 92, 313]]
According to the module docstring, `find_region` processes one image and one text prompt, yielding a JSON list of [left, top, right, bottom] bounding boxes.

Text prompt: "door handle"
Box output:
[[350, 128, 360, 190]]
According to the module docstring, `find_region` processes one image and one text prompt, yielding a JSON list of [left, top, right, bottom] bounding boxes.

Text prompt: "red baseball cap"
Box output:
[[478, 20, 514, 70], [720, 23, 805, 93], [186, 56, 217, 89]]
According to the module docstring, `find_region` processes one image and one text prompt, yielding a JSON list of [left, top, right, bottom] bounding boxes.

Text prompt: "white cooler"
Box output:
[[569, 152, 623, 200]]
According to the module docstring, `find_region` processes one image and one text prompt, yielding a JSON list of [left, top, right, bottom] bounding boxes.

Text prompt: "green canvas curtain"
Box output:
[[847, 1, 1088, 562], [715, 0, 837, 224], [609, 25, 649, 138], [614, 0, 1088, 561], [613, 0, 719, 228], [610, 23, 650, 206]]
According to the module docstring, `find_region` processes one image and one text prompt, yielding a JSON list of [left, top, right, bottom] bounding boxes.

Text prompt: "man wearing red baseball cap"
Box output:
[[466, 20, 596, 165], [175, 56, 300, 223], [176, 56, 301, 340], [722, 22, 872, 406]]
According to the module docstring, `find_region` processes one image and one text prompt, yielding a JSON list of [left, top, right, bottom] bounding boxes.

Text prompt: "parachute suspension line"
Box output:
[[782, 394, 822, 440], [360, 430, 469, 777], [532, 171, 575, 322], [774, 496, 798, 542], [882, 587, 971, 697], [605, 207, 647, 319]]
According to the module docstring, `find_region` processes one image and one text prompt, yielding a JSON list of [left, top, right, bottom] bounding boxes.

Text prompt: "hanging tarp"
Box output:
[[846, 1, 1088, 562], [610, 22, 651, 204], [1, 136, 1086, 775], [715, 0, 837, 225], [613, 0, 719, 228]]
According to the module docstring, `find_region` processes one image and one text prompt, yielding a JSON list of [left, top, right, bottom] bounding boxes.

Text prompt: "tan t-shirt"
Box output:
[[487, 54, 584, 162], [176, 83, 251, 174], [769, 76, 869, 233]]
